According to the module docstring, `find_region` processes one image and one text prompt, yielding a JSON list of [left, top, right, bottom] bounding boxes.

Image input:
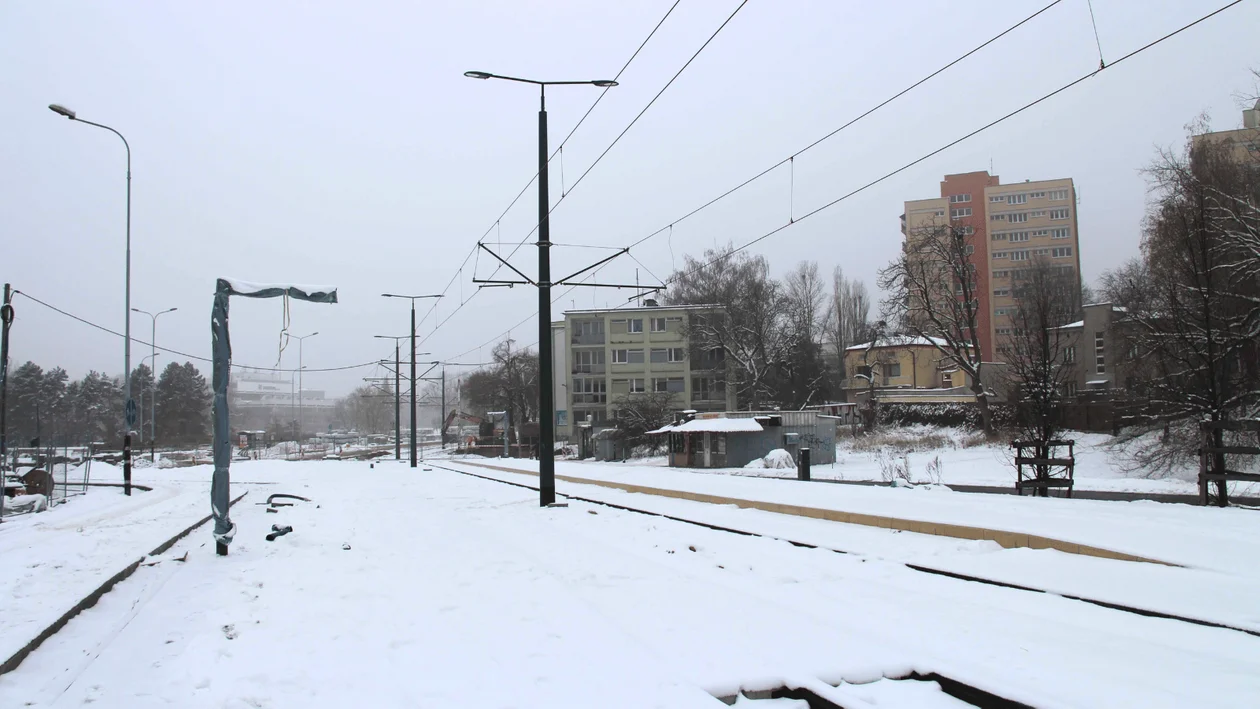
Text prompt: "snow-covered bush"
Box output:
[[745, 449, 796, 469]]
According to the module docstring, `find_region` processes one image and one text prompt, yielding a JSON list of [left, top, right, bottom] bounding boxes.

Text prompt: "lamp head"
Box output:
[[48, 104, 76, 119], [464, 71, 493, 80], [592, 80, 618, 88]]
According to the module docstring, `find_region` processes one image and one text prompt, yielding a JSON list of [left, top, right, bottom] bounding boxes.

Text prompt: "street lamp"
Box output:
[[381, 294, 442, 467], [50, 103, 136, 495], [295, 332, 318, 459], [463, 70, 616, 506], [133, 306, 177, 460]]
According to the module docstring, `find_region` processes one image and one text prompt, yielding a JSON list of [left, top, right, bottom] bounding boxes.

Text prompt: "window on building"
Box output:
[[949, 193, 971, 203], [1051, 227, 1070, 239], [990, 214, 1007, 222], [1033, 248, 1049, 256], [628, 318, 644, 333], [960, 225, 975, 235], [652, 377, 685, 393], [991, 232, 1007, 241], [1030, 210, 1046, 218], [950, 207, 972, 219], [993, 288, 1010, 297], [1065, 345, 1076, 363], [1010, 250, 1029, 261], [935, 210, 945, 217], [650, 317, 667, 332], [941, 373, 953, 387], [964, 244, 974, 255], [692, 377, 726, 401], [627, 349, 644, 364], [996, 327, 1012, 335], [1094, 332, 1106, 373], [994, 307, 1009, 316], [1064, 381, 1078, 397], [1008, 212, 1029, 223], [1049, 189, 1069, 200], [885, 362, 902, 378], [1031, 191, 1046, 199], [1052, 247, 1072, 258], [1007, 194, 1027, 205], [572, 320, 604, 340], [649, 347, 685, 363], [1050, 208, 1069, 220], [993, 251, 1007, 259], [989, 195, 1006, 203], [572, 349, 605, 372], [1009, 231, 1030, 242], [572, 378, 606, 404], [611, 349, 627, 364], [628, 378, 645, 393], [992, 270, 1009, 279]]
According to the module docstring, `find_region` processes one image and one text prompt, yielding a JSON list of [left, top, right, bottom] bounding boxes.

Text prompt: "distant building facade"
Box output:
[[560, 302, 736, 433], [229, 367, 335, 437], [1191, 100, 1260, 163]]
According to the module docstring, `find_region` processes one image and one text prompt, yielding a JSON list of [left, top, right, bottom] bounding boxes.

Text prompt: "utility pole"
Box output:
[[133, 306, 177, 461], [381, 295, 441, 467], [296, 332, 318, 460], [440, 366, 446, 450], [394, 343, 401, 460], [463, 71, 619, 506], [0, 283, 12, 523]]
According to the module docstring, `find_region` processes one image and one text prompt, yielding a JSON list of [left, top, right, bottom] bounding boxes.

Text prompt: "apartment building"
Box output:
[[562, 302, 735, 431], [901, 171, 1082, 361], [1191, 100, 1260, 163]]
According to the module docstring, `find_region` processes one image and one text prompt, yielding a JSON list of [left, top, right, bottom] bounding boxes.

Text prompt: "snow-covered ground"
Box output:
[[2, 457, 1258, 706], [673, 426, 1256, 497]]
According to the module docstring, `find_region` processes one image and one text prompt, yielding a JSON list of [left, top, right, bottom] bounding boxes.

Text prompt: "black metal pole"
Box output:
[[395, 342, 401, 461], [0, 283, 11, 523], [440, 366, 446, 450], [537, 86, 556, 506], [410, 302, 417, 468]]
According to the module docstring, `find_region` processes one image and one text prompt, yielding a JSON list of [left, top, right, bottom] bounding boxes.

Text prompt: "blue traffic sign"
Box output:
[[125, 398, 138, 428]]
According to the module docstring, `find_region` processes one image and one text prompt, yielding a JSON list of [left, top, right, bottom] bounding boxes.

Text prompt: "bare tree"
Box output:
[[1101, 131, 1260, 479], [461, 340, 540, 432], [779, 261, 832, 408], [824, 267, 871, 383], [879, 222, 995, 437], [668, 244, 785, 408], [1002, 257, 1080, 444], [611, 391, 675, 456]]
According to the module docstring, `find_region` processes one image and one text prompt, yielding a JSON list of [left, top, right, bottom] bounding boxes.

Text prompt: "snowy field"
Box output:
[[672, 426, 1256, 497], [0, 456, 1258, 706]]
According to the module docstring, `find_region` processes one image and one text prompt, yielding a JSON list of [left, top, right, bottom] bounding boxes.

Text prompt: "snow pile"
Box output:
[[745, 449, 796, 469], [2, 493, 48, 514]]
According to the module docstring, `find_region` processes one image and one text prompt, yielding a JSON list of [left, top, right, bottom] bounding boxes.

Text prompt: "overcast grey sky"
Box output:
[[2, 0, 1257, 397]]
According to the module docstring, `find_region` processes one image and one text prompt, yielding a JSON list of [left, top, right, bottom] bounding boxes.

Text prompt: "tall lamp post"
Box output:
[[374, 334, 408, 461], [133, 306, 177, 460], [295, 332, 318, 460], [381, 293, 442, 467], [49, 103, 136, 495], [463, 71, 616, 506]]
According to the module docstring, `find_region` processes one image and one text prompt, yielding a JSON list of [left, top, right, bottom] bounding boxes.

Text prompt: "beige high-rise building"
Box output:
[[1191, 100, 1260, 163], [901, 171, 1083, 362]]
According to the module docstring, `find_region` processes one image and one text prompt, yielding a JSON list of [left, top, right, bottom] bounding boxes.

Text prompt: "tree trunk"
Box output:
[[973, 386, 995, 439]]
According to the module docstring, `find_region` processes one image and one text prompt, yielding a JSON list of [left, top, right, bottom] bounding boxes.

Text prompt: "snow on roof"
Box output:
[[845, 335, 961, 351], [649, 417, 764, 434], [1053, 320, 1085, 330], [1087, 379, 1111, 385]]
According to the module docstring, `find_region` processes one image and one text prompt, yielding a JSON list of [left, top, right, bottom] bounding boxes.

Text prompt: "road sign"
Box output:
[[125, 398, 138, 428]]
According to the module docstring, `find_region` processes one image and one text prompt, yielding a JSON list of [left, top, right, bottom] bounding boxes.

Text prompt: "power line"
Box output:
[[425, 1, 748, 353], [434, 0, 1242, 359], [491, 0, 752, 270], [12, 290, 379, 374], [442, 0, 1066, 356], [416, 1, 684, 335], [638, 0, 1245, 296]]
